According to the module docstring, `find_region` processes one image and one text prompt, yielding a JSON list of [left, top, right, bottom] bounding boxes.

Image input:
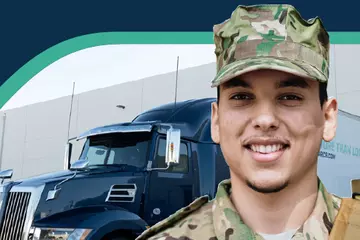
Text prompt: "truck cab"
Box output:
[[0, 98, 230, 240]]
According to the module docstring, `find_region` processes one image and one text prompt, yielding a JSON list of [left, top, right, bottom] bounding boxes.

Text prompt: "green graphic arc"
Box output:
[[0, 31, 359, 109]]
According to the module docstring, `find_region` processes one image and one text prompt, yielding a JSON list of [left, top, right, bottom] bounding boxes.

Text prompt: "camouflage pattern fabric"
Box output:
[[135, 179, 342, 240], [211, 4, 330, 88]]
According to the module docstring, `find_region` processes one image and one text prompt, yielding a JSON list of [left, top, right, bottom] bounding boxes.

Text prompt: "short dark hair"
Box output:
[[216, 81, 328, 107]]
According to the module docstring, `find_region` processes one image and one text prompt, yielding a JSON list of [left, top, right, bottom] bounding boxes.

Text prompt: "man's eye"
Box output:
[[230, 94, 253, 100], [279, 95, 302, 101]]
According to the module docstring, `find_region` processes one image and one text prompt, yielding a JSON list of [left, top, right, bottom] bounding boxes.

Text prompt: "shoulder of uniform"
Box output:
[[330, 193, 342, 210], [135, 195, 211, 240]]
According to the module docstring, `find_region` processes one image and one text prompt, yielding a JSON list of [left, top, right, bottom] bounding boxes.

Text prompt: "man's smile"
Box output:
[[243, 137, 290, 163]]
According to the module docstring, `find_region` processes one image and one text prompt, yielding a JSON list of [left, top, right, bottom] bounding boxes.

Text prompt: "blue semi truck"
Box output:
[[0, 98, 230, 240]]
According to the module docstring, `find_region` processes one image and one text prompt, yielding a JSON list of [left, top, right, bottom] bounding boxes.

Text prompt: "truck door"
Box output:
[[144, 136, 194, 225]]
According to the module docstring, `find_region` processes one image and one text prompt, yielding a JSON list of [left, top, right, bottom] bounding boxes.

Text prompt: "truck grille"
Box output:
[[0, 191, 32, 240], [106, 184, 137, 203]]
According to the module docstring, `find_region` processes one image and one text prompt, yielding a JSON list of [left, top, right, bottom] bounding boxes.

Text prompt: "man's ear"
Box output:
[[211, 102, 220, 144], [323, 97, 338, 142]]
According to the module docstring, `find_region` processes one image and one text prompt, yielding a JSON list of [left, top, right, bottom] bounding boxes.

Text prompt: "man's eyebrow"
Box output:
[[276, 77, 310, 89], [222, 78, 251, 89]]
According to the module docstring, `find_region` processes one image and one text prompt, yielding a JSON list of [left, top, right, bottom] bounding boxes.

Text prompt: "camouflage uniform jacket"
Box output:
[[136, 179, 342, 240]]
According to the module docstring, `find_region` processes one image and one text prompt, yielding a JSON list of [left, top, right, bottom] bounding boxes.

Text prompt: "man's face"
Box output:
[[211, 69, 337, 193]]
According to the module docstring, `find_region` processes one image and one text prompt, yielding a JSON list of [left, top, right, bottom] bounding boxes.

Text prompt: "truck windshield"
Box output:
[[79, 132, 151, 171]]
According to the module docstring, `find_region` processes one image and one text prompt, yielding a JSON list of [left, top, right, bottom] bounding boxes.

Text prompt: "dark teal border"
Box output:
[[0, 31, 358, 108]]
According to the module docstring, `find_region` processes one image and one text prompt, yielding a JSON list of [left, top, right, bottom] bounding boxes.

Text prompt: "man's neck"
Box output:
[[230, 172, 318, 234]]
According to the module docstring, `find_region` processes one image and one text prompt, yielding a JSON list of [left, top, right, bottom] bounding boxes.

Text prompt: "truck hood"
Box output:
[[13, 167, 143, 186], [14, 170, 76, 186], [7, 169, 147, 223]]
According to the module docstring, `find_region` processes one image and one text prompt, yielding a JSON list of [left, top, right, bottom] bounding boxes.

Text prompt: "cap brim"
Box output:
[[211, 57, 327, 88]]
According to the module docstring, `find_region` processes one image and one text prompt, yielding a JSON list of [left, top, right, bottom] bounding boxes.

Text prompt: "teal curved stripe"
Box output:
[[0, 31, 359, 109]]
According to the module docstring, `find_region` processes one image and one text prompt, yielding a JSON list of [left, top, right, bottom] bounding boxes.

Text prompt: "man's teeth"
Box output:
[[250, 144, 284, 153]]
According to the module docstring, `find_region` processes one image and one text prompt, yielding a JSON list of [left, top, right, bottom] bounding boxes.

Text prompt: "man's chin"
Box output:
[[245, 178, 289, 194]]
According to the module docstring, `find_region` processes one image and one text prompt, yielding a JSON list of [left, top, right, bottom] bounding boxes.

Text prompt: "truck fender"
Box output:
[[33, 206, 148, 239], [82, 209, 149, 239]]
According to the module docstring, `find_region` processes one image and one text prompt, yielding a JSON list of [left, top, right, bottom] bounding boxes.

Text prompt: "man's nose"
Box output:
[[251, 104, 280, 132]]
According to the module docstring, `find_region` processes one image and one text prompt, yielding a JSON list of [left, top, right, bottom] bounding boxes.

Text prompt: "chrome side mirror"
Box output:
[[0, 169, 13, 184], [165, 128, 181, 166], [70, 159, 89, 171], [63, 142, 73, 170]]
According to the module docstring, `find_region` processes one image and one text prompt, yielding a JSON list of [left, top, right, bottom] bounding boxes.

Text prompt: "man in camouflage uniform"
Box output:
[[136, 4, 346, 240]]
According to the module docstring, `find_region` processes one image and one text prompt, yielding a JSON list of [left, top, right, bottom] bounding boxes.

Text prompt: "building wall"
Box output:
[[332, 45, 360, 116]]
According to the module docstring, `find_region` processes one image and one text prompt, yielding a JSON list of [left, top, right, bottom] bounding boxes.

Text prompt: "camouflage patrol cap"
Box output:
[[211, 4, 330, 88]]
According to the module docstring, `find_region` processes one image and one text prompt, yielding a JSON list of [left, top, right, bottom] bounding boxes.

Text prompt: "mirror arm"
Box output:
[[147, 162, 172, 171], [53, 171, 78, 191]]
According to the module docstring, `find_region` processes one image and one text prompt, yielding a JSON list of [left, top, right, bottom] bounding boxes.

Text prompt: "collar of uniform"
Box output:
[[211, 178, 340, 240]]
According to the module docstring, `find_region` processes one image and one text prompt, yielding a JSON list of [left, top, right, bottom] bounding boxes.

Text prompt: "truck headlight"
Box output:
[[31, 227, 92, 240]]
